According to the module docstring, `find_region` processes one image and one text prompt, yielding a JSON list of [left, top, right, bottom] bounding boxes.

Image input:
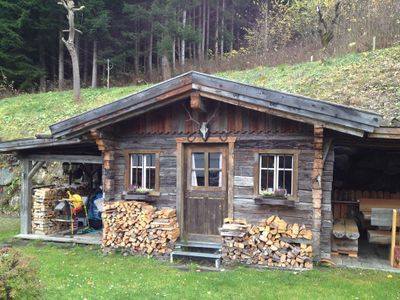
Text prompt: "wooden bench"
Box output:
[[367, 208, 400, 246], [369, 208, 400, 267], [359, 198, 400, 221]]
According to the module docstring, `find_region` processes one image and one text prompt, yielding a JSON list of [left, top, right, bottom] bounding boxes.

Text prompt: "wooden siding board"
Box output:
[[50, 73, 193, 134]]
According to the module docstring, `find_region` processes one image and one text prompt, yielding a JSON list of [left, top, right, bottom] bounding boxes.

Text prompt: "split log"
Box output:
[[332, 219, 346, 239], [344, 219, 360, 240]]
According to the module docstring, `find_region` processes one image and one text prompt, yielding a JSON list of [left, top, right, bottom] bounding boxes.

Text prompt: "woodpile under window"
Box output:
[[102, 201, 180, 255], [220, 216, 313, 269]]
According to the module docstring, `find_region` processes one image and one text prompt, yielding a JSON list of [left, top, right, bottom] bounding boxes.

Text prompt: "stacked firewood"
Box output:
[[220, 216, 313, 269], [102, 201, 180, 256], [31, 185, 88, 235], [32, 188, 62, 234]]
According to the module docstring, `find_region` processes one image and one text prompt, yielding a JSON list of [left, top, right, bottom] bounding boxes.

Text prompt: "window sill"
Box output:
[[148, 191, 160, 197], [254, 196, 295, 207]]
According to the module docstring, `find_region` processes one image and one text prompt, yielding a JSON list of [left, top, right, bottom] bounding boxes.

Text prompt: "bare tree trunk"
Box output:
[[91, 40, 97, 88], [75, 32, 80, 65], [148, 25, 153, 80], [220, 0, 225, 59], [197, 5, 202, 62], [181, 9, 187, 66], [202, 0, 206, 60], [83, 38, 88, 85], [134, 35, 139, 75], [172, 38, 176, 72], [215, 0, 220, 59], [58, 31, 65, 90], [264, 1, 269, 52], [39, 44, 46, 92], [59, 0, 84, 102], [206, 0, 210, 60], [230, 5, 234, 52], [161, 54, 172, 81]]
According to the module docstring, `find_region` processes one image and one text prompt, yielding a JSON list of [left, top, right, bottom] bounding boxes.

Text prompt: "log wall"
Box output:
[[103, 102, 334, 260]]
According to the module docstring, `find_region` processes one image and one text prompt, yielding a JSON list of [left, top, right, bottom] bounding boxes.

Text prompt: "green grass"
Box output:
[[1, 216, 400, 299], [1, 45, 400, 141], [0, 86, 147, 141]]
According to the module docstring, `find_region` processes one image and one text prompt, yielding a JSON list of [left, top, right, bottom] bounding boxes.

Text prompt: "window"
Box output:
[[130, 153, 156, 190], [191, 152, 223, 188], [259, 154, 294, 196]]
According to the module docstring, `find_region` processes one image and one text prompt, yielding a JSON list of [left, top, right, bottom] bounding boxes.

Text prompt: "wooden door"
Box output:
[[183, 144, 228, 242]]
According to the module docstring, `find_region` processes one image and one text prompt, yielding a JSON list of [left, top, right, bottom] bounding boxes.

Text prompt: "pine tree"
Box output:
[[0, 1, 41, 90]]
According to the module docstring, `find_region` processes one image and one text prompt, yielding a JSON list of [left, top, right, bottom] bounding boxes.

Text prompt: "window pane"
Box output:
[[209, 153, 221, 169], [278, 170, 292, 195], [131, 168, 142, 187], [193, 153, 205, 169], [132, 154, 142, 167], [209, 170, 221, 187], [285, 171, 292, 195], [146, 168, 156, 189], [145, 154, 155, 167], [284, 156, 293, 169], [192, 170, 205, 186], [278, 156, 284, 168], [278, 170, 284, 189], [261, 170, 274, 191], [261, 155, 274, 168]]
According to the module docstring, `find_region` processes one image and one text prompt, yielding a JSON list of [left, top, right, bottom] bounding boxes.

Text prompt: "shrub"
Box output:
[[0, 247, 42, 299]]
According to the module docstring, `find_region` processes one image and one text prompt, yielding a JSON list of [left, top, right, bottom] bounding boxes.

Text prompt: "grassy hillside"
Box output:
[[1, 46, 399, 141]]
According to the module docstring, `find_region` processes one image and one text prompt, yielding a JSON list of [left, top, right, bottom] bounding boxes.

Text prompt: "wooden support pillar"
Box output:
[[20, 159, 33, 234], [90, 129, 115, 200], [312, 125, 324, 260]]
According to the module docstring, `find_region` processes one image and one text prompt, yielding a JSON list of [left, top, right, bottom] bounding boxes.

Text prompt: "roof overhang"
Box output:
[[368, 127, 400, 139], [44, 71, 382, 138], [0, 138, 83, 153]]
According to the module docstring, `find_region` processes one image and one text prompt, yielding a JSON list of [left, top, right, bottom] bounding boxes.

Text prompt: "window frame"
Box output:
[[255, 149, 299, 201], [187, 146, 227, 192], [124, 150, 161, 196]]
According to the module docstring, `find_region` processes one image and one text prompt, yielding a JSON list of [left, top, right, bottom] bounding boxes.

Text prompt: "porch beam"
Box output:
[[28, 161, 45, 179], [26, 154, 102, 164]]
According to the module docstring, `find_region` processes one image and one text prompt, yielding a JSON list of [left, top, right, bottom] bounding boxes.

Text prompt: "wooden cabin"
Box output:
[[2, 71, 399, 266]]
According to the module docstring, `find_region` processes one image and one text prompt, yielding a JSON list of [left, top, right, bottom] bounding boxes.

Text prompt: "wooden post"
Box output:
[[312, 125, 324, 260], [372, 36, 376, 51], [90, 130, 115, 200], [20, 159, 33, 234], [390, 209, 396, 266]]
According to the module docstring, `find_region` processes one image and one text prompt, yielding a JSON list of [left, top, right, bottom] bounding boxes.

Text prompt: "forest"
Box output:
[[0, 0, 399, 94]]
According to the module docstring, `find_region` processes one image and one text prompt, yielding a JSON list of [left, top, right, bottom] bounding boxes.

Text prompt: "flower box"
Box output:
[[254, 196, 295, 207]]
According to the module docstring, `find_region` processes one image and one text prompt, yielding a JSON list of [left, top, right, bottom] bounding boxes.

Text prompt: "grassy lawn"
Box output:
[[1, 45, 400, 141], [1, 216, 400, 299]]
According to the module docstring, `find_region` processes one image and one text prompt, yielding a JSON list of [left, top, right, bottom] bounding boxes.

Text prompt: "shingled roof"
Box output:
[[50, 71, 382, 138]]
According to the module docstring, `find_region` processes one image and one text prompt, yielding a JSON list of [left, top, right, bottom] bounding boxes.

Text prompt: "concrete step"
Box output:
[[175, 241, 222, 250], [170, 250, 222, 269]]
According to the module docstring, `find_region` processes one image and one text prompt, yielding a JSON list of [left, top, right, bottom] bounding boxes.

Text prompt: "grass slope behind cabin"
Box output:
[[1, 216, 400, 300], [1, 46, 400, 141]]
